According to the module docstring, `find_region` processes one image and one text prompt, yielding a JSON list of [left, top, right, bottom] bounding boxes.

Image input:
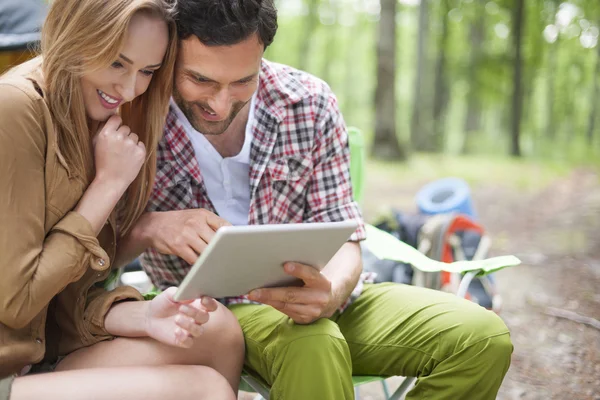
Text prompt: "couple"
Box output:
[[0, 0, 513, 399]]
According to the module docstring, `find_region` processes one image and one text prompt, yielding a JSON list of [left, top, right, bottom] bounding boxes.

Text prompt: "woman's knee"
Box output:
[[163, 365, 236, 400], [201, 303, 245, 359]]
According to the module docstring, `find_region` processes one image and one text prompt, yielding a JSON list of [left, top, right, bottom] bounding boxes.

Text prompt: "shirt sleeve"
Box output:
[[0, 83, 110, 329], [302, 87, 366, 242]]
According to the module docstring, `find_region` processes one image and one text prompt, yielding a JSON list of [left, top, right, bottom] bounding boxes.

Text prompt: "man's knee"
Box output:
[[443, 304, 513, 364], [269, 318, 351, 374]]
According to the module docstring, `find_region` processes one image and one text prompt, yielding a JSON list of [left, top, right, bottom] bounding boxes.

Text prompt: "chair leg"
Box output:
[[381, 379, 391, 399], [241, 375, 270, 400], [456, 270, 478, 299], [388, 376, 416, 400]]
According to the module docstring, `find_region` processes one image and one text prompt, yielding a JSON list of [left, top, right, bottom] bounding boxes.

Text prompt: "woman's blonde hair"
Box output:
[[41, 0, 177, 235]]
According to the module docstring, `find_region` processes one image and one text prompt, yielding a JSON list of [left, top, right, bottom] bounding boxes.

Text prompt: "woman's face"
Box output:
[[80, 12, 169, 122]]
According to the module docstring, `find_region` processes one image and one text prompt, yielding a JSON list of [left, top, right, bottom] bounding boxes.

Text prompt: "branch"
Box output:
[[543, 307, 600, 331]]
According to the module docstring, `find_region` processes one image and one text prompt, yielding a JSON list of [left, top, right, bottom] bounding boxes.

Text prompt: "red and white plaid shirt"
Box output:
[[140, 60, 372, 311]]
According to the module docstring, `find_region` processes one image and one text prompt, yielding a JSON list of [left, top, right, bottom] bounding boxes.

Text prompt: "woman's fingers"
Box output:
[[174, 327, 194, 348]]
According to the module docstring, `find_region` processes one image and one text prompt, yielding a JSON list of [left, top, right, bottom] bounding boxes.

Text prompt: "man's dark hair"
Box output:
[[176, 0, 278, 48]]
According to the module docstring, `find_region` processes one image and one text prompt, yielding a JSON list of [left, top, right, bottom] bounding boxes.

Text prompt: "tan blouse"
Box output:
[[0, 59, 143, 378]]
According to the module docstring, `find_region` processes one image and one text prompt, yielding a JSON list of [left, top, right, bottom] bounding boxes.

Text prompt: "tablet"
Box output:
[[173, 221, 359, 301]]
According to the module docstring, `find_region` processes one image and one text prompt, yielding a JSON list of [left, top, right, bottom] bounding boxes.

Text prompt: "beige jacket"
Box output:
[[0, 61, 143, 378]]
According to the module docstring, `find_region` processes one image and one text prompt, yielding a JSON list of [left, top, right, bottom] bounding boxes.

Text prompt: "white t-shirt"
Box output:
[[170, 95, 256, 226]]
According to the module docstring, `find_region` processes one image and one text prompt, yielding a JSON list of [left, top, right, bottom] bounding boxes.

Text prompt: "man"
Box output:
[[123, 1, 514, 398]]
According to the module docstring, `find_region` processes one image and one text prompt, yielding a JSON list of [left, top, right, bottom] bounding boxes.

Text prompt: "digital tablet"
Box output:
[[173, 221, 359, 301]]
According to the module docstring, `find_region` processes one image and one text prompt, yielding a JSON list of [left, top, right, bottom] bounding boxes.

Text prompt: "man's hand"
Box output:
[[137, 209, 231, 264], [247, 263, 339, 324]]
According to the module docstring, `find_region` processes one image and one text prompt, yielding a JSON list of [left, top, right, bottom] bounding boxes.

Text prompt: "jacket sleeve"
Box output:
[[83, 285, 145, 339], [0, 83, 110, 329]]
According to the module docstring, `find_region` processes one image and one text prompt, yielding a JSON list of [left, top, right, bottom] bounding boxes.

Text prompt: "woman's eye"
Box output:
[[111, 61, 124, 69], [141, 70, 155, 77]]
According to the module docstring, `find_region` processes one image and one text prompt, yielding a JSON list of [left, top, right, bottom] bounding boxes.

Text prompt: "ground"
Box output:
[[240, 157, 600, 400]]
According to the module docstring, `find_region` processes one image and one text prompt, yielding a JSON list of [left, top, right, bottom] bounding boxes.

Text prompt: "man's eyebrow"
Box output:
[[185, 69, 216, 82], [185, 69, 258, 83], [119, 54, 162, 69], [234, 73, 258, 83]]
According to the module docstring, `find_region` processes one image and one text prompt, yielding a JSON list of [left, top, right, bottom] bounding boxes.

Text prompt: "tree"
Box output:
[[298, 0, 320, 72], [410, 0, 430, 151], [431, 0, 451, 153], [462, 0, 486, 154], [372, 0, 406, 160], [510, 0, 525, 157]]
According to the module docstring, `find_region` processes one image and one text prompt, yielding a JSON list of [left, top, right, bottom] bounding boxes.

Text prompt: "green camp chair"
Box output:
[[238, 127, 521, 399]]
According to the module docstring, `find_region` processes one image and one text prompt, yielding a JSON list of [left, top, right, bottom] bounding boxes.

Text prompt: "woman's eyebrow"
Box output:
[[119, 53, 161, 69]]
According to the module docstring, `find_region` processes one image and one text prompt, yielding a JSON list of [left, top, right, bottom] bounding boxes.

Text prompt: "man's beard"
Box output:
[[173, 87, 250, 136]]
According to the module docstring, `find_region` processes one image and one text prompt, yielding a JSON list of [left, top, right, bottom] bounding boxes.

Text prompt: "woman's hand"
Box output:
[[93, 114, 146, 190], [144, 287, 219, 348]]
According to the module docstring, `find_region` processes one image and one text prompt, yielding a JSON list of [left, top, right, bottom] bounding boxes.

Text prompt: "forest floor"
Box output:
[[240, 156, 600, 400]]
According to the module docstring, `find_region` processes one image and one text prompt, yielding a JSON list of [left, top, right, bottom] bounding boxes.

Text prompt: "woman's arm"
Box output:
[[0, 85, 106, 329], [103, 288, 219, 348], [0, 86, 145, 330]]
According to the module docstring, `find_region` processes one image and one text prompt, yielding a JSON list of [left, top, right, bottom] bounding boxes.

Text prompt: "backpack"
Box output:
[[363, 210, 500, 311]]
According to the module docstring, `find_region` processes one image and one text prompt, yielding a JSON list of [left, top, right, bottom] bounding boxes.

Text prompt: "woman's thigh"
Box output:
[[10, 365, 235, 400]]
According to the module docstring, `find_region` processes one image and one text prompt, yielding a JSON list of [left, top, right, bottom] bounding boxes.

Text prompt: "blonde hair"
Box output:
[[41, 0, 177, 236]]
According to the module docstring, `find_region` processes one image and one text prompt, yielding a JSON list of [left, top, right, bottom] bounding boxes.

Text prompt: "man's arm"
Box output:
[[247, 86, 365, 323], [114, 209, 231, 268], [321, 241, 363, 310]]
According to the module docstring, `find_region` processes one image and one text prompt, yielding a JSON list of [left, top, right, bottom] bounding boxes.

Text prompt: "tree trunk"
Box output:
[[372, 0, 406, 160], [546, 1, 559, 140], [298, 0, 320, 71], [431, 0, 450, 153], [410, 0, 429, 151], [510, 0, 525, 157], [587, 28, 600, 145], [462, 0, 485, 154]]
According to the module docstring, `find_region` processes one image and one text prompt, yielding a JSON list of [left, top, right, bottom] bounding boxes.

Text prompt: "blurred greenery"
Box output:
[[266, 0, 600, 166]]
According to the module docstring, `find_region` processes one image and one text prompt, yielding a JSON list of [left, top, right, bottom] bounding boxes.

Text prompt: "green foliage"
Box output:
[[265, 0, 600, 165]]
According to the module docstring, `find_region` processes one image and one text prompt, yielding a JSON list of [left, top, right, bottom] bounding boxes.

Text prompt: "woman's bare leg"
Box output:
[[10, 365, 235, 400], [56, 303, 244, 391]]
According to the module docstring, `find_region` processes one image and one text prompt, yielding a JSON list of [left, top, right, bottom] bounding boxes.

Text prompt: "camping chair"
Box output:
[[238, 128, 520, 399]]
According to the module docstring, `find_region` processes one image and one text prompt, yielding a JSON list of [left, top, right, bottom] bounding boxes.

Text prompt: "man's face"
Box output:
[[173, 33, 264, 136]]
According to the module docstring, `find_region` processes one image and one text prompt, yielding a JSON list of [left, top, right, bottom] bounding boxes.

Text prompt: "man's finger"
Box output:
[[179, 246, 199, 265], [205, 212, 231, 231], [183, 232, 208, 259], [283, 263, 328, 288], [195, 222, 217, 246]]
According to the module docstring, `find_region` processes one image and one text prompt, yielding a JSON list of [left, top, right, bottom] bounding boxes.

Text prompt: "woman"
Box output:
[[0, 0, 244, 399]]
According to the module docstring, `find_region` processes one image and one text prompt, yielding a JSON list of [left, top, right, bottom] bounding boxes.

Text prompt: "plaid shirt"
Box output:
[[140, 60, 372, 311]]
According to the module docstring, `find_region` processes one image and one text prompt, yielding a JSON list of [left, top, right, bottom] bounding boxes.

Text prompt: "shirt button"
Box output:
[[35, 338, 43, 344], [98, 259, 106, 267], [97, 273, 102, 278]]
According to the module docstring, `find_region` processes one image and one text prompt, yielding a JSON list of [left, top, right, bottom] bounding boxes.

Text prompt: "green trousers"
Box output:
[[229, 283, 513, 400]]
